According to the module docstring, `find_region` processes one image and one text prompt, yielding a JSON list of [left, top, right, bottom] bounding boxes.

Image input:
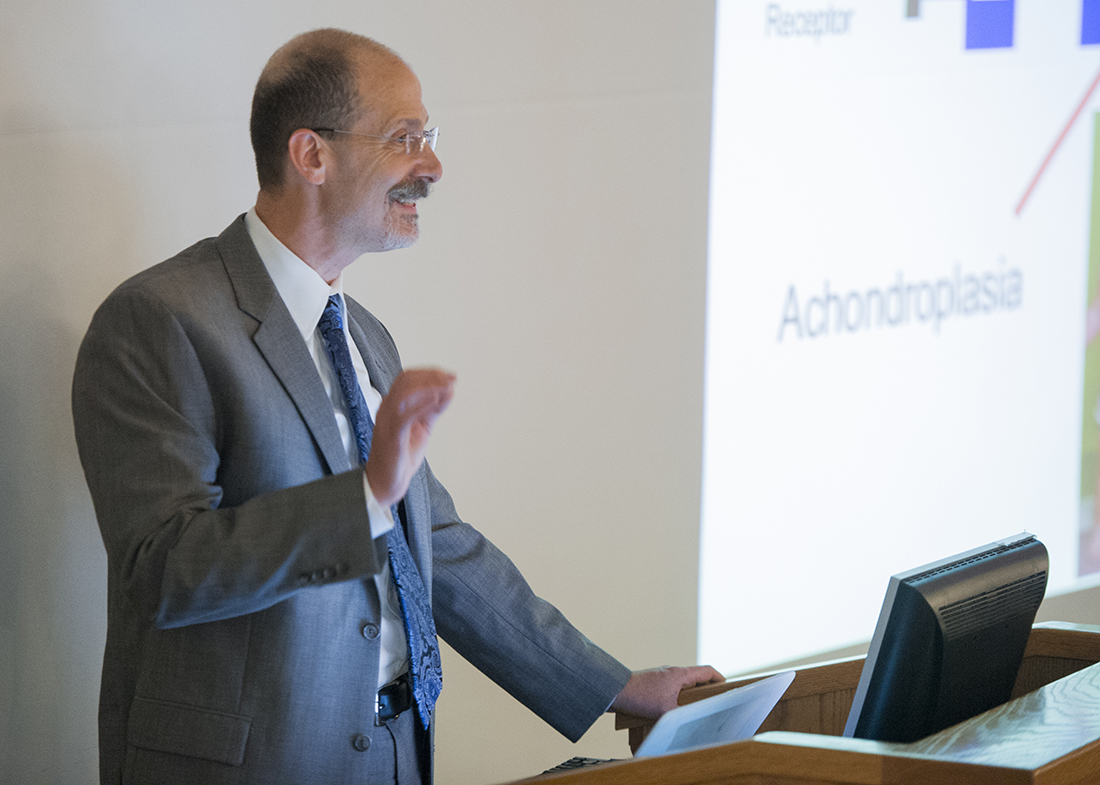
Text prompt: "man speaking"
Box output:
[[72, 28, 721, 784]]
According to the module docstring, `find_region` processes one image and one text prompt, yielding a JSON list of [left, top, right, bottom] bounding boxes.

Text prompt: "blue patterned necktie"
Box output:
[[317, 294, 442, 729]]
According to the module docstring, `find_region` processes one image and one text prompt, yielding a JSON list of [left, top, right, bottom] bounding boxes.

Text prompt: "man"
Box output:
[[72, 28, 722, 784]]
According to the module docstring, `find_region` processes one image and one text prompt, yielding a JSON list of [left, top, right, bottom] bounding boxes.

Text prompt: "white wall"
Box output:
[[0, 2, 716, 783]]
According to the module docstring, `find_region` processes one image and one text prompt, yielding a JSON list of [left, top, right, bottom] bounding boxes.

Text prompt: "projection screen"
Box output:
[[700, 0, 1100, 675]]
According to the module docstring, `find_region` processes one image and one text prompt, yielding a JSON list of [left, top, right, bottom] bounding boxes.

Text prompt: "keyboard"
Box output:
[[541, 756, 617, 774]]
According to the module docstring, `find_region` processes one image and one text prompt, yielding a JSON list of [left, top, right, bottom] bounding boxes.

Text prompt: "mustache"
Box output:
[[388, 178, 432, 202]]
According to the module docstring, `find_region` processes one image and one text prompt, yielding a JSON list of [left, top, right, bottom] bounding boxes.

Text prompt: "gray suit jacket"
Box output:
[[72, 216, 631, 784]]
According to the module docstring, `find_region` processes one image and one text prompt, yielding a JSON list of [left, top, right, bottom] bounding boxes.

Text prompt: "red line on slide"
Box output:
[[1016, 62, 1100, 216]]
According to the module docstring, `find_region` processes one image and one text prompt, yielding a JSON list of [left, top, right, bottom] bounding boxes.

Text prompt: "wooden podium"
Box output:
[[510, 622, 1100, 784]]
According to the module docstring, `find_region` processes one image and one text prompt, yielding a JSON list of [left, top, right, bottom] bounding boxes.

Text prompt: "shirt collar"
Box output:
[[244, 207, 341, 340]]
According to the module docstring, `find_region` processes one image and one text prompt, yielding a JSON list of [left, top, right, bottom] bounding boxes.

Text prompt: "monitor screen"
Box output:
[[843, 532, 1048, 742]]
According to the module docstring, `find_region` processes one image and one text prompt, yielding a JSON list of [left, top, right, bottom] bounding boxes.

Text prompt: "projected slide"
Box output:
[[700, 0, 1100, 676]]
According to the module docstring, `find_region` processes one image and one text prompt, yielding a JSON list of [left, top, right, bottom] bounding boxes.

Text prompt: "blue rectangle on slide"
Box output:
[[966, 0, 1014, 50], [1084, 0, 1100, 45]]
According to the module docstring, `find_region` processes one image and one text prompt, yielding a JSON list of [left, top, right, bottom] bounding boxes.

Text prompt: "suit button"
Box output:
[[311, 570, 324, 583], [362, 623, 379, 640], [322, 566, 335, 580], [352, 733, 371, 752]]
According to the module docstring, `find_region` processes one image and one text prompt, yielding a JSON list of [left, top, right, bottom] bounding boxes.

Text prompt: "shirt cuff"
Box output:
[[362, 471, 396, 539]]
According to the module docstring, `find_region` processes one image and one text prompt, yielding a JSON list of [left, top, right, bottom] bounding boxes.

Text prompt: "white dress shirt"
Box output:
[[245, 207, 409, 688]]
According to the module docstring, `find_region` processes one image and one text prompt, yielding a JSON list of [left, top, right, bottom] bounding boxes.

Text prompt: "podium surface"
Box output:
[[511, 622, 1100, 784]]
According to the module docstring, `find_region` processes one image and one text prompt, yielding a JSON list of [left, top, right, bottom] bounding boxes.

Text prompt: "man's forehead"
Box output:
[[353, 54, 428, 125]]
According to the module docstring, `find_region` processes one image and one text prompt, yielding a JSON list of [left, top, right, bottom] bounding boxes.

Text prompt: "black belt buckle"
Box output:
[[376, 674, 412, 724]]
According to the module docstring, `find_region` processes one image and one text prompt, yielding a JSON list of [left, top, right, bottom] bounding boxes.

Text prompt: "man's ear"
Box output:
[[286, 129, 328, 185]]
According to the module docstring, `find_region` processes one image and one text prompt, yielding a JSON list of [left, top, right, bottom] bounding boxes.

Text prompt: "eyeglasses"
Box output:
[[311, 127, 439, 156]]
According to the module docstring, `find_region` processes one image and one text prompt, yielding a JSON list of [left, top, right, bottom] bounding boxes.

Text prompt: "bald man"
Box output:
[[72, 29, 722, 785]]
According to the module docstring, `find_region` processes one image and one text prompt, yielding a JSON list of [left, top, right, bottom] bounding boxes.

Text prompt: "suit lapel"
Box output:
[[345, 304, 399, 396], [214, 216, 350, 476], [401, 467, 433, 589]]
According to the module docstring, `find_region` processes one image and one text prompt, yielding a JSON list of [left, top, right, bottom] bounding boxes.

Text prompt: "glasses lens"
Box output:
[[398, 128, 439, 155]]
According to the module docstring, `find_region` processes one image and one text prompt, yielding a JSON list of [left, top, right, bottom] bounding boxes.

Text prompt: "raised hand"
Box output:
[[366, 368, 456, 507]]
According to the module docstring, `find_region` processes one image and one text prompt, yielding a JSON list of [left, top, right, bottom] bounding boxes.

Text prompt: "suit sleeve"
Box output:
[[425, 468, 632, 742], [72, 285, 387, 629]]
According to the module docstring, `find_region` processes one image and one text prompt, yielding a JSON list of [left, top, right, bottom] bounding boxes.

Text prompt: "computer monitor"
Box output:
[[843, 532, 1048, 743]]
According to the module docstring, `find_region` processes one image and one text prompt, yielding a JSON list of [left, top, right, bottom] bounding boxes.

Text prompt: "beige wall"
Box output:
[[0, 3, 715, 783]]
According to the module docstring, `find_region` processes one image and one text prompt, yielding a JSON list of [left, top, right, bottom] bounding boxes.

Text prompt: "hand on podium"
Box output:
[[610, 665, 725, 719]]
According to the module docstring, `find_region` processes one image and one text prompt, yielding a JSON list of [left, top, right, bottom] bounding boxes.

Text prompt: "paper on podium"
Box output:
[[634, 670, 796, 758]]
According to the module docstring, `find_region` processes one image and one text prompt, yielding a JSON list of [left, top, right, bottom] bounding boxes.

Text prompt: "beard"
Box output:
[[380, 177, 432, 250]]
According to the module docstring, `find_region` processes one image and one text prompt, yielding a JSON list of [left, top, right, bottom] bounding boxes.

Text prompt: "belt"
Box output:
[[376, 673, 412, 724]]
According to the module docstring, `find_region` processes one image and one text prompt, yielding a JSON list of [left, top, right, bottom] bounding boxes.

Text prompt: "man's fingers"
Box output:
[[386, 370, 456, 419], [685, 666, 726, 688], [396, 381, 455, 420], [391, 368, 456, 395]]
